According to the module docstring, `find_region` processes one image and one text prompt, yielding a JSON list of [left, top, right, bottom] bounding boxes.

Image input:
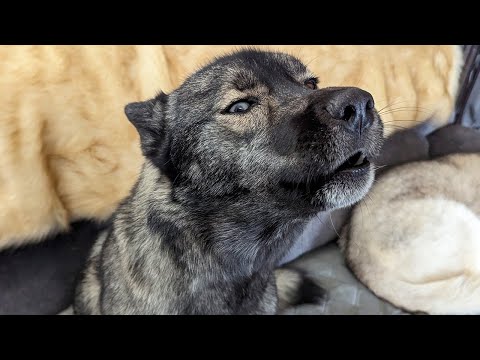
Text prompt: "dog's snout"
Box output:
[[324, 87, 375, 134]]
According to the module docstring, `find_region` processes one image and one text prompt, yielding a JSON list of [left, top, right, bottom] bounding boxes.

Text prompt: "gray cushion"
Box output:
[[0, 221, 101, 315]]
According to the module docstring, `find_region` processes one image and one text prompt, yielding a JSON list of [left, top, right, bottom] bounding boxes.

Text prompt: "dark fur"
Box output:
[[74, 49, 384, 315]]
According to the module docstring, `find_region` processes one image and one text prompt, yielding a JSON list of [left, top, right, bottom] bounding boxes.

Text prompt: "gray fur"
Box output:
[[74, 49, 383, 315]]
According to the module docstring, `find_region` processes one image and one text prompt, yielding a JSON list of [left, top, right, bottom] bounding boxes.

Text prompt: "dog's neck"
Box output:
[[123, 160, 308, 279]]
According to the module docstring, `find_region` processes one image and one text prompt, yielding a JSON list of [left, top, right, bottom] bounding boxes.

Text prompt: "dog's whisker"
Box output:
[[379, 105, 432, 111], [304, 55, 322, 68], [375, 99, 414, 113], [382, 119, 425, 123], [383, 124, 412, 131], [379, 109, 431, 117], [329, 212, 341, 239], [373, 164, 387, 171]]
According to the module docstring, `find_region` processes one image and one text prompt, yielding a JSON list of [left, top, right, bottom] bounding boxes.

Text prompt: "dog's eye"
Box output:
[[228, 101, 251, 113], [304, 78, 318, 90]]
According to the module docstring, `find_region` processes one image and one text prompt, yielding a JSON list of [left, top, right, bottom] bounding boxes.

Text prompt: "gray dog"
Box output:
[[74, 49, 384, 315]]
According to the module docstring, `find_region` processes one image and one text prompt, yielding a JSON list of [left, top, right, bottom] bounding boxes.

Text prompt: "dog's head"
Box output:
[[125, 49, 384, 212]]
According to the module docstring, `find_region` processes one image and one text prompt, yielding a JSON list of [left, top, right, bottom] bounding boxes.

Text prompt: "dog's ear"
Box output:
[[125, 92, 168, 150], [125, 93, 177, 179], [125, 99, 156, 141]]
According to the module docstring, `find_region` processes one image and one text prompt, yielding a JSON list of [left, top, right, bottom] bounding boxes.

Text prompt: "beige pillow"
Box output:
[[0, 45, 462, 248]]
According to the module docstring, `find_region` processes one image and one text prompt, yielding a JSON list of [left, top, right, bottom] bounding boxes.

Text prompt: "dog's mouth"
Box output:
[[279, 151, 371, 196], [334, 151, 370, 173]]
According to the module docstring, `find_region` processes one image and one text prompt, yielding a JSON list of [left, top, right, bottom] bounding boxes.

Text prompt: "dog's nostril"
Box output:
[[342, 105, 356, 122], [366, 99, 374, 110]]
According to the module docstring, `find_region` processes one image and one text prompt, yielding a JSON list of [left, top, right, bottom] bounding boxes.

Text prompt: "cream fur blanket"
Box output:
[[0, 45, 463, 248]]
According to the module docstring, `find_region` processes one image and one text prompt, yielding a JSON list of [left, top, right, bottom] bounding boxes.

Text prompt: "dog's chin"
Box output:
[[279, 151, 376, 211], [312, 164, 375, 210]]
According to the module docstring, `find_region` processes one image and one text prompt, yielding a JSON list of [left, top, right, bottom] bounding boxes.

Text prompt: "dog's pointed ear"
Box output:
[[124, 92, 177, 180], [124, 92, 168, 155], [124, 99, 156, 137]]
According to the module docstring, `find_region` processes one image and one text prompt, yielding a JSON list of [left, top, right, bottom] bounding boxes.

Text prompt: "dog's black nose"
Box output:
[[325, 87, 374, 133]]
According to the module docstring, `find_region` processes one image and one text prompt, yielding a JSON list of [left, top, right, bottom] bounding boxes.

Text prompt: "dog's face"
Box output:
[[126, 50, 384, 212]]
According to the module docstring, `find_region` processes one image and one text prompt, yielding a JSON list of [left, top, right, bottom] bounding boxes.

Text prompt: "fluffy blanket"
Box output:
[[0, 45, 462, 248]]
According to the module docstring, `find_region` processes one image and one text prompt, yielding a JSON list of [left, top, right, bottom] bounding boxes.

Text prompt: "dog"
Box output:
[[74, 49, 384, 314]]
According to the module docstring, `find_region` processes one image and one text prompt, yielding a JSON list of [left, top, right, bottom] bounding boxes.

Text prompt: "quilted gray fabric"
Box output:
[[281, 243, 405, 315]]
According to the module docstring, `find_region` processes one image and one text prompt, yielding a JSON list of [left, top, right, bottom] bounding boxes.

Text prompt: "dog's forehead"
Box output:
[[211, 51, 310, 82], [180, 50, 312, 94]]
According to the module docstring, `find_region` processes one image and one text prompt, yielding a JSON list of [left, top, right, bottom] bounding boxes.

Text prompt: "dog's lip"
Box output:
[[278, 150, 372, 195], [332, 150, 370, 174]]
